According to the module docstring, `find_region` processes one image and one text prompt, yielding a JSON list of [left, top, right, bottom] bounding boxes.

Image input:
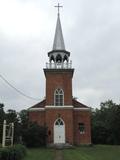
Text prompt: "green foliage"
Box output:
[[0, 105, 47, 147], [6, 109, 21, 143], [0, 144, 26, 160], [13, 144, 26, 160], [18, 110, 47, 147], [0, 105, 21, 144], [92, 100, 120, 144], [6, 109, 18, 123], [22, 122, 47, 147], [19, 110, 29, 129], [0, 147, 9, 160], [18, 110, 29, 138]]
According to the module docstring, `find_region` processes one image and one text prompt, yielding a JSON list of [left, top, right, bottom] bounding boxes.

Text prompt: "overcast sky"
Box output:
[[0, 0, 120, 111]]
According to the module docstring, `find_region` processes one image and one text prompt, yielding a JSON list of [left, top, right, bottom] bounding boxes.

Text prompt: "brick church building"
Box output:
[[28, 6, 91, 145]]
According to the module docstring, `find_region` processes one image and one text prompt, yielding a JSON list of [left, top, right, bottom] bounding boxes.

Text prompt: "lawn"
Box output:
[[23, 145, 120, 160], [23, 148, 54, 160], [63, 145, 120, 160]]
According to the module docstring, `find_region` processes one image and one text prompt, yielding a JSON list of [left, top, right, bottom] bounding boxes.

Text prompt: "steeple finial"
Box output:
[[54, 3, 63, 16]]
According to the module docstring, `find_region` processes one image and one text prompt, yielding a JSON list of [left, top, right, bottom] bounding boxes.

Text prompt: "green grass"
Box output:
[[23, 145, 120, 160], [63, 145, 120, 160], [23, 148, 54, 160]]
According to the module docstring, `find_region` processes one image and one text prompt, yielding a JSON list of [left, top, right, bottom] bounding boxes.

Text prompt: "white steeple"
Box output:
[[53, 14, 65, 50], [47, 3, 71, 69]]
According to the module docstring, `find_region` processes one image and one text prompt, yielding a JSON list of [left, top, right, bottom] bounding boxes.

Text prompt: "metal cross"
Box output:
[[54, 3, 63, 15]]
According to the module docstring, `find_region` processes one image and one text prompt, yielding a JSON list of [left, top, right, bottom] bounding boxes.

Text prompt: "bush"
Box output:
[[22, 122, 47, 147], [0, 144, 26, 160]]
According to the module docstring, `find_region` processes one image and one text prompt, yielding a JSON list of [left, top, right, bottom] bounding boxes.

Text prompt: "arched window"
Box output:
[[56, 54, 62, 63], [63, 55, 68, 62], [55, 118, 64, 126], [50, 55, 55, 62], [54, 88, 64, 106]]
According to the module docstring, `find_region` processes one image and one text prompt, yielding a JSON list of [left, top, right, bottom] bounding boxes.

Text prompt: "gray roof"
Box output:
[[53, 14, 65, 50]]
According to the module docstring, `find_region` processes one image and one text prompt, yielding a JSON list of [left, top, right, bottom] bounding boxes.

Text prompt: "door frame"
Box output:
[[53, 118, 65, 144]]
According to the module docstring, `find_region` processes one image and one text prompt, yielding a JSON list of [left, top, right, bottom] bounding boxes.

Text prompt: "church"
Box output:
[[28, 5, 91, 145]]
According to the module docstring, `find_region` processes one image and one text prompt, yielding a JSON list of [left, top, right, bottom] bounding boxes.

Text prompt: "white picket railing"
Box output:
[[46, 61, 72, 69]]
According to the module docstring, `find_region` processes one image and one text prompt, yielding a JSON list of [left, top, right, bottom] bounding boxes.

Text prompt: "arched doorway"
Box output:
[[54, 118, 65, 143]]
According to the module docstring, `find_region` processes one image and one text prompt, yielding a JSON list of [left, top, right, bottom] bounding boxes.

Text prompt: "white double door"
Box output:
[[54, 118, 65, 144]]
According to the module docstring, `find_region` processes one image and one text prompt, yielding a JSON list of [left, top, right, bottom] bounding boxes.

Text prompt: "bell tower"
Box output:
[[44, 4, 74, 107]]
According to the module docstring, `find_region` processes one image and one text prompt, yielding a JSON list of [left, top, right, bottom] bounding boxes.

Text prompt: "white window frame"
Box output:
[[54, 118, 65, 126], [78, 123, 85, 134], [54, 88, 64, 106]]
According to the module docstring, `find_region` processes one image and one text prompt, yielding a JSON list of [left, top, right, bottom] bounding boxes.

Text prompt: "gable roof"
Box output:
[[29, 98, 89, 109], [72, 99, 89, 108], [29, 99, 46, 109]]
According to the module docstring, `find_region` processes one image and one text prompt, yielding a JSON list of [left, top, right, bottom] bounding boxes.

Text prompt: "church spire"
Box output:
[[47, 3, 71, 69], [53, 13, 65, 50], [53, 3, 65, 50]]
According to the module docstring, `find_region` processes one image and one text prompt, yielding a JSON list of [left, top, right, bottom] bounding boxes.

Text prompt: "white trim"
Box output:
[[28, 107, 90, 111], [80, 131, 85, 134], [74, 108, 90, 111], [45, 105, 73, 109], [28, 108, 45, 111], [54, 118, 65, 126], [54, 118, 65, 144], [54, 88, 64, 106]]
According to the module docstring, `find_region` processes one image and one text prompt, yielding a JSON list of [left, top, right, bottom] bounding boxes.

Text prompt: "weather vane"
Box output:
[[54, 3, 63, 15]]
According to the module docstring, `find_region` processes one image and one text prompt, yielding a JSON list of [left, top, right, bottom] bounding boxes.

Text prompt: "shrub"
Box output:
[[0, 147, 9, 160], [22, 122, 47, 147], [0, 144, 26, 160]]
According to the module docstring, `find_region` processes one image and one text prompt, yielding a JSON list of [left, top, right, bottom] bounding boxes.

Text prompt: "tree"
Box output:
[[18, 110, 29, 144], [18, 110, 47, 147], [0, 105, 47, 147], [6, 109, 18, 123], [92, 100, 120, 144], [5, 109, 21, 143], [19, 110, 29, 129]]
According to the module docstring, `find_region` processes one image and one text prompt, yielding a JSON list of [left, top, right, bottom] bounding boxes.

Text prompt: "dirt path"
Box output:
[[54, 150, 63, 160]]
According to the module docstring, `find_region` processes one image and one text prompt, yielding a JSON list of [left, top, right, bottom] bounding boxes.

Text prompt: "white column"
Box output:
[[2, 120, 6, 148], [11, 123, 14, 146]]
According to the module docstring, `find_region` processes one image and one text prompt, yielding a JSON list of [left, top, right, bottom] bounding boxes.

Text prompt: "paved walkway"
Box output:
[[54, 150, 63, 160]]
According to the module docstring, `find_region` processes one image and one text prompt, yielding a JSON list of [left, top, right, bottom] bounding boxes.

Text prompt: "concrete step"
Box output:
[[47, 143, 74, 149]]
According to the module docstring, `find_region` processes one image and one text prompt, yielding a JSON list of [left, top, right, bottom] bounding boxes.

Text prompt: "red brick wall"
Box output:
[[45, 109, 74, 144], [73, 110, 91, 145], [29, 67, 91, 145], [29, 111, 45, 126], [29, 109, 91, 145], [44, 69, 74, 106]]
